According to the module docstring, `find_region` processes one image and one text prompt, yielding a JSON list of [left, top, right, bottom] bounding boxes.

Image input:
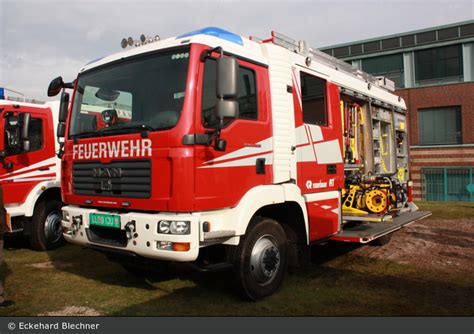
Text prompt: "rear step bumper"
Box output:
[[330, 211, 432, 244]]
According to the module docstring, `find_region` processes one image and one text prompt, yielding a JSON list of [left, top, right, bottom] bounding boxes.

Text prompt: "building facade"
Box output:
[[321, 20, 474, 202]]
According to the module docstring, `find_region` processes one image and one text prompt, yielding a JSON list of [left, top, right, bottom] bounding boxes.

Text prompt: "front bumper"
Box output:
[[61, 205, 200, 261]]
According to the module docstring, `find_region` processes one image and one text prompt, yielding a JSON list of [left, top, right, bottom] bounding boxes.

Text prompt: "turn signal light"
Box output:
[[172, 242, 190, 252]]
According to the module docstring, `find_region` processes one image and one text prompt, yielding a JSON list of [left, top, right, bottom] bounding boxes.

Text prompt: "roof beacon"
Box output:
[[120, 34, 160, 49]]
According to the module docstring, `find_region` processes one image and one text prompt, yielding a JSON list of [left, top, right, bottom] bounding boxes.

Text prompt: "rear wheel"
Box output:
[[29, 199, 64, 251], [232, 216, 288, 301]]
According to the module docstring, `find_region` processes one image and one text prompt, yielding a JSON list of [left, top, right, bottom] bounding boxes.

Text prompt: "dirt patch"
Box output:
[[27, 261, 73, 269], [39, 306, 103, 316], [354, 219, 474, 275]]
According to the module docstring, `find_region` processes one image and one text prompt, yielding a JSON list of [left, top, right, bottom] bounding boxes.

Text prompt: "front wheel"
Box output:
[[232, 216, 288, 301], [29, 199, 64, 251]]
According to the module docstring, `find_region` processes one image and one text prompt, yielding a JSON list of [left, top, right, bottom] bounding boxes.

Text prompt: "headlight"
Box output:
[[158, 221, 170, 234], [158, 221, 190, 235], [62, 210, 70, 222], [170, 221, 190, 235]]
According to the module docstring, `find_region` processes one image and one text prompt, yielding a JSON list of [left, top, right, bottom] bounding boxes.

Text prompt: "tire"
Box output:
[[29, 199, 64, 251], [232, 216, 288, 301], [369, 233, 393, 246]]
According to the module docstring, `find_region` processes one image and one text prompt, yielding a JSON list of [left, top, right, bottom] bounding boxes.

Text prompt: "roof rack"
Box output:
[[250, 31, 395, 92]]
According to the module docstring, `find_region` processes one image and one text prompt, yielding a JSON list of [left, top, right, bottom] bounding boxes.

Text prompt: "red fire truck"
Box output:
[[0, 100, 63, 250], [49, 27, 430, 300]]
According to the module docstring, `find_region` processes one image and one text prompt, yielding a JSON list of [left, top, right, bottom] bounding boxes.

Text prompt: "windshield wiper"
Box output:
[[70, 131, 103, 139], [98, 123, 156, 135], [70, 123, 156, 139]]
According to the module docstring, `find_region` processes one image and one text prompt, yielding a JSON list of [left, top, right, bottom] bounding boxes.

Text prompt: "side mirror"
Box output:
[[58, 91, 70, 123], [215, 56, 239, 121], [216, 100, 239, 119], [212, 55, 239, 152], [19, 113, 31, 153], [217, 56, 239, 101], [101, 109, 118, 126], [57, 122, 66, 138], [19, 112, 31, 140], [47, 76, 64, 97], [22, 140, 30, 152]]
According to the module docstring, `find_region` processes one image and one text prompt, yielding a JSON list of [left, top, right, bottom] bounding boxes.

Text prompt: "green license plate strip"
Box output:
[[89, 213, 121, 229]]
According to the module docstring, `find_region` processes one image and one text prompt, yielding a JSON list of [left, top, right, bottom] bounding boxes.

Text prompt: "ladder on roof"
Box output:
[[250, 31, 395, 92]]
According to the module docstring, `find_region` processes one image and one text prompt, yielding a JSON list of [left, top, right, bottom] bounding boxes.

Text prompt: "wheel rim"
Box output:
[[44, 211, 63, 245], [249, 234, 281, 286]]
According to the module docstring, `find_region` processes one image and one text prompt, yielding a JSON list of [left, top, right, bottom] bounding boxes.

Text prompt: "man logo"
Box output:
[[306, 180, 312, 189], [92, 168, 122, 178], [101, 179, 113, 191]]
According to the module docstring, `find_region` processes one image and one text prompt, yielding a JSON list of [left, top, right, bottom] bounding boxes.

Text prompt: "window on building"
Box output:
[[300, 72, 327, 126], [415, 45, 463, 85], [361, 53, 405, 88], [418, 107, 462, 145], [422, 167, 473, 202], [201, 59, 258, 128]]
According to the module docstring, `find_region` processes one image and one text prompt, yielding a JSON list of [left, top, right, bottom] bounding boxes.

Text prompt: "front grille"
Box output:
[[73, 160, 151, 198]]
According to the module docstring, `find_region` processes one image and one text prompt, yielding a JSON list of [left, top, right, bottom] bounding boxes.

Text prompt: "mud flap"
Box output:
[[330, 211, 432, 243]]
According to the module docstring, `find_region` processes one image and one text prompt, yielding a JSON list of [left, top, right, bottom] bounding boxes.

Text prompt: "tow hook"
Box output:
[[125, 220, 137, 240]]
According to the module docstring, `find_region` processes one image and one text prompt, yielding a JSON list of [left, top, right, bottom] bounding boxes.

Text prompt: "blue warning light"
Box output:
[[177, 27, 243, 46]]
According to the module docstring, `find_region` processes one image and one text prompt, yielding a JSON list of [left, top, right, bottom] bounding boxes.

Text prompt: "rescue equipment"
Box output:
[[341, 174, 408, 216]]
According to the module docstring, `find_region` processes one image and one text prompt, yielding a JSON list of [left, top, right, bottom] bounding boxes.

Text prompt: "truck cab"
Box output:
[[0, 100, 63, 250]]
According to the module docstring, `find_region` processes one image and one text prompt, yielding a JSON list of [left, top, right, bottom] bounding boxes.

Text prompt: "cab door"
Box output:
[[0, 107, 56, 204], [193, 53, 272, 211], [294, 70, 344, 241]]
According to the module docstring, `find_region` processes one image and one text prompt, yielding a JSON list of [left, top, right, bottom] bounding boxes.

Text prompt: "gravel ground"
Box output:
[[354, 218, 474, 275], [39, 306, 103, 316]]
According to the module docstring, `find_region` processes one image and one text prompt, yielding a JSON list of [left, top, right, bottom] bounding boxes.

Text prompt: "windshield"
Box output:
[[70, 47, 190, 138]]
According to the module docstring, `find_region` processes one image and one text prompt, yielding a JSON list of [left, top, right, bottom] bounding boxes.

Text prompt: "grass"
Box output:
[[0, 201, 473, 316], [416, 201, 474, 220]]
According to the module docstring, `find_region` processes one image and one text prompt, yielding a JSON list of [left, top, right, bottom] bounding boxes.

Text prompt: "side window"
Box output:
[[201, 58, 258, 128], [238, 67, 257, 120], [29, 118, 43, 151], [300, 72, 328, 126], [4, 116, 43, 156]]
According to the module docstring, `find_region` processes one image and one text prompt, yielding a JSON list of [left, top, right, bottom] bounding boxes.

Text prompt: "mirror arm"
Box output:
[[56, 141, 64, 159], [63, 81, 75, 89], [211, 116, 227, 151], [0, 151, 12, 169], [200, 46, 223, 62]]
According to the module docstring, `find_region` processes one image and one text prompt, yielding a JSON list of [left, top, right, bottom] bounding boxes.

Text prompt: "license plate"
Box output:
[[89, 213, 121, 229]]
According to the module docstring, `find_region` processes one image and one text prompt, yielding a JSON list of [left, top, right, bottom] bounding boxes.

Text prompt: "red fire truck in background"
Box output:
[[0, 100, 63, 250], [49, 27, 430, 300]]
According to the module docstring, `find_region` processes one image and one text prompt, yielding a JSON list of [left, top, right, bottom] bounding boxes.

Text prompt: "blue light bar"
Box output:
[[177, 27, 243, 46]]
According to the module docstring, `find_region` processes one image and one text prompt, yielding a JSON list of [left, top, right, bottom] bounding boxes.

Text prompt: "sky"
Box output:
[[0, 0, 473, 101]]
